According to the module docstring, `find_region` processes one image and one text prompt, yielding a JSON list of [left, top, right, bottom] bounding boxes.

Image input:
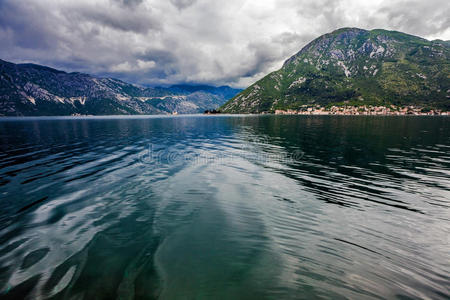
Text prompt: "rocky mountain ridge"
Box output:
[[0, 60, 241, 116], [221, 28, 450, 113]]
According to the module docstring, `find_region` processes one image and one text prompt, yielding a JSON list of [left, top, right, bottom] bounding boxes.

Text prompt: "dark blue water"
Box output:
[[0, 115, 449, 299]]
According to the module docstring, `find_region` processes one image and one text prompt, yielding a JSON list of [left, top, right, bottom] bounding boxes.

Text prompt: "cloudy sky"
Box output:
[[0, 0, 449, 88]]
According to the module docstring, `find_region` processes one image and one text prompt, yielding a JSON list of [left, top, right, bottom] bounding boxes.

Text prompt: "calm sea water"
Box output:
[[0, 115, 449, 299]]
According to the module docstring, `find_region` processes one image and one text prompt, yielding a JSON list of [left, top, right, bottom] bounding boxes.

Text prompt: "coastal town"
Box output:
[[274, 105, 449, 116]]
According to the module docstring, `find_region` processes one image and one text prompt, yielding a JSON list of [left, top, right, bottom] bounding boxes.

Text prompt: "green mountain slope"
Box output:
[[221, 28, 450, 113]]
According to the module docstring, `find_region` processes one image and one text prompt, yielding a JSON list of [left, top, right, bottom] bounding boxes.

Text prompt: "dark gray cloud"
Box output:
[[0, 1, 56, 50], [170, 0, 197, 10], [74, 7, 161, 34], [0, 0, 448, 88], [115, 0, 144, 7]]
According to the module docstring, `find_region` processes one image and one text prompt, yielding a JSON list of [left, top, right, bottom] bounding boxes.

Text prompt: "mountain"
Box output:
[[168, 84, 242, 100], [0, 60, 241, 116], [221, 28, 450, 113]]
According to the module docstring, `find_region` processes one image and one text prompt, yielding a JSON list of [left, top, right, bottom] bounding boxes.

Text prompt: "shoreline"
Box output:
[[0, 113, 449, 119], [272, 105, 449, 116], [1, 106, 450, 119]]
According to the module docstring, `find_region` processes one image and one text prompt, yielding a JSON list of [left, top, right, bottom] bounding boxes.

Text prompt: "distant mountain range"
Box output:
[[221, 28, 450, 113], [0, 60, 241, 116]]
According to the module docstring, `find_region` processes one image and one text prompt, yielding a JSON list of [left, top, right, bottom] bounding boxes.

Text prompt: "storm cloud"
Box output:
[[0, 0, 449, 88]]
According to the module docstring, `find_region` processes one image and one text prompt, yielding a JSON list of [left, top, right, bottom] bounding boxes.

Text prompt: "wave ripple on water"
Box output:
[[0, 115, 449, 299]]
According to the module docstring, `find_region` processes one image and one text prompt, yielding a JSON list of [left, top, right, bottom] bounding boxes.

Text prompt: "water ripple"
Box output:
[[0, 116, 448, 299]]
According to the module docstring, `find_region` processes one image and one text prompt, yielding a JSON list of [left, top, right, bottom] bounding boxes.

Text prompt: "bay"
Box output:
[[0, 115, 449, 299]]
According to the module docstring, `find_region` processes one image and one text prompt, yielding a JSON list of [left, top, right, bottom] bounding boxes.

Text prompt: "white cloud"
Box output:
[[110, 60, 156, 72], [0, 0, 448, 88]]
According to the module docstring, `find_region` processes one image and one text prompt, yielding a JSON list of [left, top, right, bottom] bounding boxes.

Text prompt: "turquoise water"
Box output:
[[0, 115, 449, 299]]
